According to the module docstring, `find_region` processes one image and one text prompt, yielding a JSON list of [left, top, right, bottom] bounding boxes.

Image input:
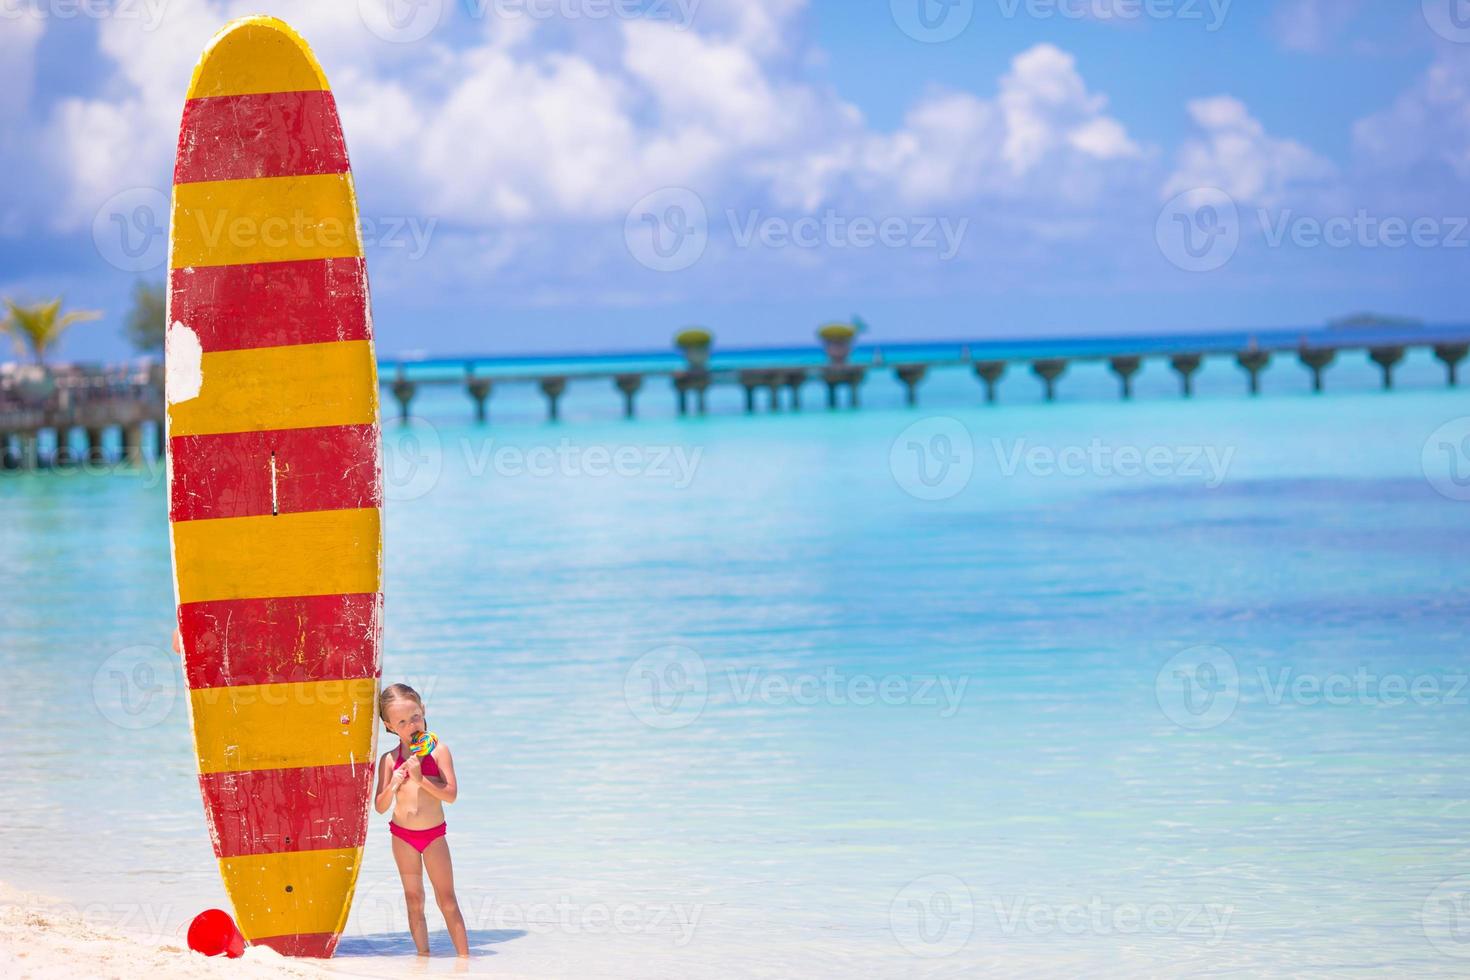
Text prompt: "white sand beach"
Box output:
[[0, 883, 336, 980]]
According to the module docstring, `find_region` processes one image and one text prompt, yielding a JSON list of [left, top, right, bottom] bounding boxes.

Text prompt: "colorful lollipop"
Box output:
[[409, 731, 438, 757]]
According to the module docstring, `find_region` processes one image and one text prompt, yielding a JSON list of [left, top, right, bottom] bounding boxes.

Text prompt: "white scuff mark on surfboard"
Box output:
[[165, 321, 203, 404]]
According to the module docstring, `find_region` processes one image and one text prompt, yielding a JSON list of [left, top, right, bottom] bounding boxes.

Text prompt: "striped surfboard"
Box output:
[[165, 16, 382, 958]]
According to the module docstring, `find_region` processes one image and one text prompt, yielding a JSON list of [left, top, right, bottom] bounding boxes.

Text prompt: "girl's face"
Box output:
[[383, 699, 425, 745]]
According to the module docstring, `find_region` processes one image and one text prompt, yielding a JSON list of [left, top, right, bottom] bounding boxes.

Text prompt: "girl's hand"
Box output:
[[403, 754, 422, 781]]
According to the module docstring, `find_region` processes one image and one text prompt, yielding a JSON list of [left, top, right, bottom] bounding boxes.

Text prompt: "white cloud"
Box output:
[[1352, 47, 1470, 185], [1163, 95, 1335, 207], [770, 44, 1146, 211]]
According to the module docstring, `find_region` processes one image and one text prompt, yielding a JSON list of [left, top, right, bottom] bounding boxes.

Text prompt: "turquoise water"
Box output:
[[2, 351, 1468, 977]]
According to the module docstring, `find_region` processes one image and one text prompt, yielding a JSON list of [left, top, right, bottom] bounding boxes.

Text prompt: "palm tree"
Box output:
[[1, 298, 102, 364], [124, 281, 166, 353]]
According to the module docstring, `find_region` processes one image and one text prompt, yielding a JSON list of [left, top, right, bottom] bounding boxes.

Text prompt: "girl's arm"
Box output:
[[373, 753, 405, 814], [413, 744, 458, 804]]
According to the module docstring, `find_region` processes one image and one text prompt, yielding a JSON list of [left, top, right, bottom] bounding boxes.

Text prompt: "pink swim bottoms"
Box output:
[[389, 820, 447, 854]]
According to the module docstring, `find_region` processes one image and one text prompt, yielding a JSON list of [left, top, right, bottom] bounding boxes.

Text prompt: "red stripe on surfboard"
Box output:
[[168, 258, 370, 354], [178, 593, 382, 690], [169, 424, 381, 522], [250, 932, 341, 958], [199, 763, 375, 859], [174, 90, 350, 185]]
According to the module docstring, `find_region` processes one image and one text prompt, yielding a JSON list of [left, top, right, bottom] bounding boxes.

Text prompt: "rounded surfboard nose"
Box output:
[[168, 15, 383, 960]]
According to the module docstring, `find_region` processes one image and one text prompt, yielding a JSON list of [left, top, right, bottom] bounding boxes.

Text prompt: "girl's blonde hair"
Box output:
[[379, 683, 424, 722]]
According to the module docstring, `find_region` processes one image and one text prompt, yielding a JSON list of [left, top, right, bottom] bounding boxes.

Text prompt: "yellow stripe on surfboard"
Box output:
[[166, 339, 378, 438], [220, 847, 362, 939], [186, 16, 329, 100], [191, 678, 377, 774], [173, 508, 381, 606], [170, 173, 362, 270]]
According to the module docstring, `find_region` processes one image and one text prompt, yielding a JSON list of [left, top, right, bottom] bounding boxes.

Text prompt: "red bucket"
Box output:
[[187, 908, 245, 958]]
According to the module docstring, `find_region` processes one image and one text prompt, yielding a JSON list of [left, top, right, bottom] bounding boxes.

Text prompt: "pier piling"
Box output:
[[894, 364, 927, 406], [465, 366, 493, 423], [739, 371, 762, 414], [54, 427, 77, 467], [1298, 348, 1335, 393], [86, 427, 106, 464], [975, 361, 1006, 404], [1032, 359, 1068, 402], [1434, 344, 1468, 387], [1108, 356, 1142, 400], [781, 370, 807, 411], [614, 374, 643, 419], [822, 366, 864, 409], [1237, 351, 1270, 396], [121, 423, 143, 466], [539, 376, 568, 422], [391, 366, 416, 422], [1170, 354, 1203, 397], [18, 432, 38, 470], [1368, 346, 1405, 390], [673, 372, 710, 416]]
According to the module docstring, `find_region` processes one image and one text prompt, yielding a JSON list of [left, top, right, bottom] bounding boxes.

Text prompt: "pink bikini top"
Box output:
[[394, 742, 442, 779]]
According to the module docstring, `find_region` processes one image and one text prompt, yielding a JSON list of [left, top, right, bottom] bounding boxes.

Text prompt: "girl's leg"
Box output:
[[422, 837, 469, 957], [391, 835, 431, 955]]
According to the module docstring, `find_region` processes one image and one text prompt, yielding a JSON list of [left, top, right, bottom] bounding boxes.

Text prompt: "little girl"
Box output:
[[374, 683, 469, 957]]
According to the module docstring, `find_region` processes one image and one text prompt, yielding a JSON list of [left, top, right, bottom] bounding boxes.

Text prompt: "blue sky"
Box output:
[[1, 0, 1467, 362]]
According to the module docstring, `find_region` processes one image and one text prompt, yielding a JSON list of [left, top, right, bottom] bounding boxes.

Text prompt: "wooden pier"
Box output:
[[2, 338, 1466, 470], [385, 339, 1469, 424], [0, 363, 164, 471]]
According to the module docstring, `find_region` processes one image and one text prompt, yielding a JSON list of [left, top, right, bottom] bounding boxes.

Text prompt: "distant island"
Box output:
[[1328, 313, 1425, 331]]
